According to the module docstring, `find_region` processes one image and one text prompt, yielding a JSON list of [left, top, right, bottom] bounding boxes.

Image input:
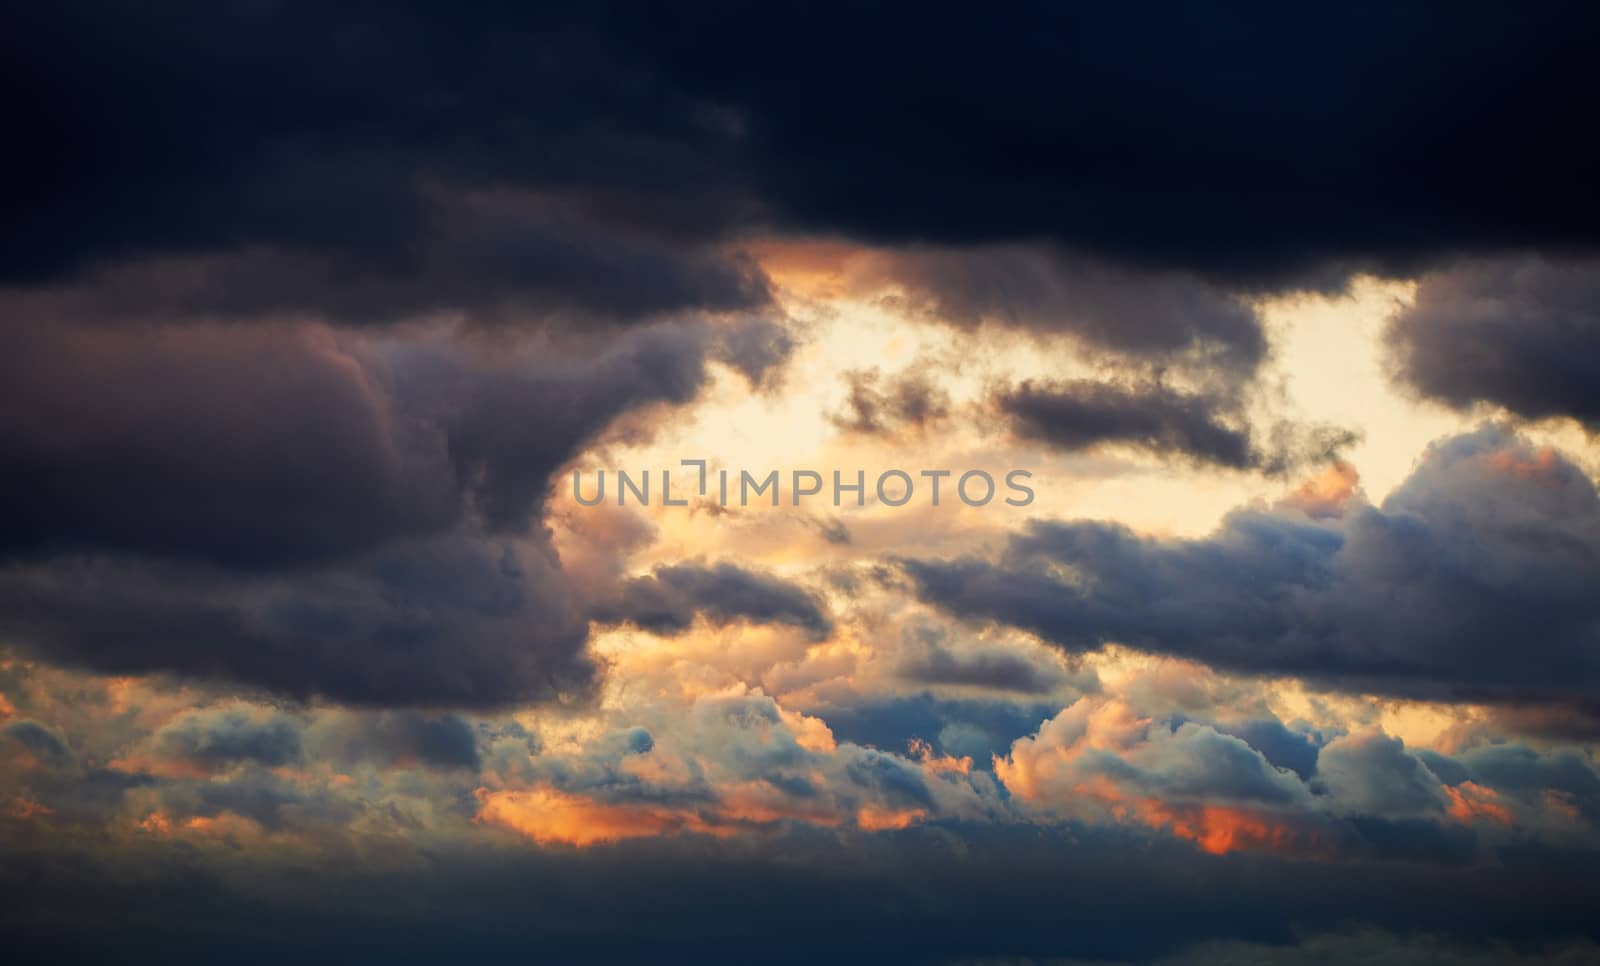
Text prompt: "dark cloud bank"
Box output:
[[7, 3, 1600, 288], [2, 0, 1597, 543], [3, 827, 1598, 965], [906, 426, 1600, 715], [0, 316, 789, 707]]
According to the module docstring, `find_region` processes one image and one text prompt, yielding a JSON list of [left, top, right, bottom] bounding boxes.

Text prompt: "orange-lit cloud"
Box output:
[[107, 754, 215, 780], [1135, 800, 1316, 856], [470, 790, 691, 850], [995, 690, 1338, 856], [1061, 775, 1317, 857], [1281, 460, 1361, 518], [714, 780, 846, 828], [475, 786, 722, 846], [909, 738, 972, 776], [7, 794, 53, 820], [856, 805, 926, 831], [1486, 445, 1562, 483], [778, 707, 838, 753], [1445, 781, 1514, 826]]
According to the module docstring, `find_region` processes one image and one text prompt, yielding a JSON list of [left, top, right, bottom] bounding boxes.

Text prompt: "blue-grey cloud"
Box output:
[[904, 426, 1600, 705], [590, 562, 832, 641]]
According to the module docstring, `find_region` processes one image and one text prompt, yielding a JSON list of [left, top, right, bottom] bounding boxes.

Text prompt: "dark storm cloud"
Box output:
[[6, 2, 1600, 302], [0, 533, 597, 709], [1339, 816, 1480, 867], [0, 2, 774, 326], [590, 562, 833, 641], [433, 323, 728, 532], [904, 426, 1600, 705], [656, 4, 1600, 281], [0, 317, 773, 569], [0, 194, 772, 330], [0, 315, 795, 709], [4, 2, 1593, 514], [1483, 701, 1600, 743], [0, 322, 454, 570], [1388, 256, 1600, 428], [5, 825, 1599, 965], [1167, 931, 1600, 966]]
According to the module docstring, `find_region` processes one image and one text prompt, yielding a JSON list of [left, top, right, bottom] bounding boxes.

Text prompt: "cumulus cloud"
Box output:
[[1312, 731, 1450, 817], [987, 663, 1599, 861], [3, 648, 1596, 964], [996, 694, 1324, 856], [476, 690, 1003, 845]]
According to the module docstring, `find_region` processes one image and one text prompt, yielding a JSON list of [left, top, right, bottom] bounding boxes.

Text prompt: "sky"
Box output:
[[4, 4, 1600, 963]]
